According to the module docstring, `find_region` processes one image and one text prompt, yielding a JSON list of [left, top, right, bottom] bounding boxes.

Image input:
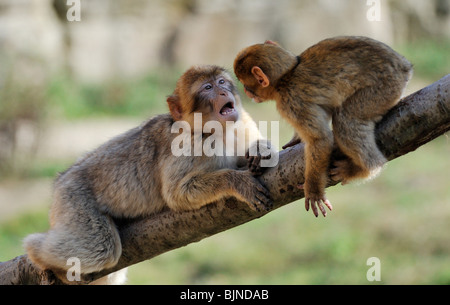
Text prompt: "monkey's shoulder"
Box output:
[[140, 113, 174, 136]]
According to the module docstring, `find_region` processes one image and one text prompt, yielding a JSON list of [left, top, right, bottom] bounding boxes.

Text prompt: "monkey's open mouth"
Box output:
[[219, 101, 235, 116]]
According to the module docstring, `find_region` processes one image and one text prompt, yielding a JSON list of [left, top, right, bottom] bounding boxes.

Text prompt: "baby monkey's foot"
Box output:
[[246, 152, 271, 176], [330, 159, 355, 185], [246, 140, 274, 176], [297, 184, 333, 217]]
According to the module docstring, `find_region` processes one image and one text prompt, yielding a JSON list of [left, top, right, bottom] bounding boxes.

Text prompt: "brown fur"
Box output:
[[24, 65, 274, 282], [234, 36, 413, 217]]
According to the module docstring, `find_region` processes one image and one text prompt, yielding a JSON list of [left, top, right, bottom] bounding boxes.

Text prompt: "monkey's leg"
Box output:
[[301, 137, 334, 216], [332, 116, 385, 183], [331, 85, 404, 183], [25, 193, 122, 277], [286, 104, 334, 217]]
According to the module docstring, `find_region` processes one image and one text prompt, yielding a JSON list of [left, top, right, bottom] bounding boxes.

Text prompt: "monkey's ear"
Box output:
[[167, 95, 183, 121], [251, 66, 270, 88], [264, 40, 279, 46]]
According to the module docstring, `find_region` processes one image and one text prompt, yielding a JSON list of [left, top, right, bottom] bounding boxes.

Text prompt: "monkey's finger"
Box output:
[[251, 155, 261, 171], [305, 198, 310, 212], [248, 157, 259, 174], [250, 169, 261, 176], [323, 199, 333, 211], [317, 201, 327, 217], [330, 167, 339, 175], [330, 173, 344, 183], [311, 201, 319, 217], [330, 175, 341, 182], [252, 203, 261, 212], [282, 138, 301, 149], [255, 190, 269, 202], [245, 200, 260, 212], [256, 196, 273, 211], [254, 155, 261, 165], [252, 169, 264, 176], [254, 196, 272, 212], [329, 168, 339, 175], [256, 184, 272, 199]]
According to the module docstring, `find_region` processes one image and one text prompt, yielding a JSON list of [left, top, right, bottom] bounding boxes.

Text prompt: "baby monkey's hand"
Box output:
[[246, 139, 274, 176]]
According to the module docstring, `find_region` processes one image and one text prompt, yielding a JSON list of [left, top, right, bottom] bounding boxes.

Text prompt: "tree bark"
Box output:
[[1, 74, 449, 285]]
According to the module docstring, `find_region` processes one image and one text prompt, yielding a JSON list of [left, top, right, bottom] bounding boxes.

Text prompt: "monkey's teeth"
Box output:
[[221, 108, 234, 115], [220, 101, 235, 115]]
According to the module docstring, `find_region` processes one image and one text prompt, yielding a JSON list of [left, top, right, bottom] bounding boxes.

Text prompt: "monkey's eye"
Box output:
[[218, 79, 225, 85], [204, 84, 213, 90]]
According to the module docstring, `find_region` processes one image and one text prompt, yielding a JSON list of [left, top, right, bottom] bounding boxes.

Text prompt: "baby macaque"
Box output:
[[234, 36, 412, 217]]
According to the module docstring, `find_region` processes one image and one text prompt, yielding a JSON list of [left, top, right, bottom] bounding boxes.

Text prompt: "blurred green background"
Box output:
[[0, 0, 449, 284]]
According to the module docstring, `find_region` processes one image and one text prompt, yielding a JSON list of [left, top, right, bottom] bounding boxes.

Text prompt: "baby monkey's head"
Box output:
[[234, 41, 298, 103]]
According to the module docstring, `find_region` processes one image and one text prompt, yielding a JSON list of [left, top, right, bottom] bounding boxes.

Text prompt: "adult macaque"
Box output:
[[234, 36, 412, 217], [24, 65, 275, 283]]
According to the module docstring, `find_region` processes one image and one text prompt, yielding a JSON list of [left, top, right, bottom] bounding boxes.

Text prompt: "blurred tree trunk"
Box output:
[[0, 74, 449, 285]]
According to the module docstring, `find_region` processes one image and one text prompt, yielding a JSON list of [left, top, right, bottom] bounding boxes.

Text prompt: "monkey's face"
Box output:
[[242, 82, 266, 104], [191, 74, 240, 126], [237, 74, 273, 104], [167, 66, 242, 131]]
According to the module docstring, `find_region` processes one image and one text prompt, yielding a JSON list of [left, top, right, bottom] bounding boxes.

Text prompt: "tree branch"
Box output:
[[1, 74, 449, 285]]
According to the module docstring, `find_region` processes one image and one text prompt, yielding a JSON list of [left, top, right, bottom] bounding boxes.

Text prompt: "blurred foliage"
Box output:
[[46, 71, 181, 119], [0, 209, 49, 262], [398, 39, 450, 80], [42, 39, 450, 121], [0, 54, 48, 176], [26, 161, 72, 179]]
